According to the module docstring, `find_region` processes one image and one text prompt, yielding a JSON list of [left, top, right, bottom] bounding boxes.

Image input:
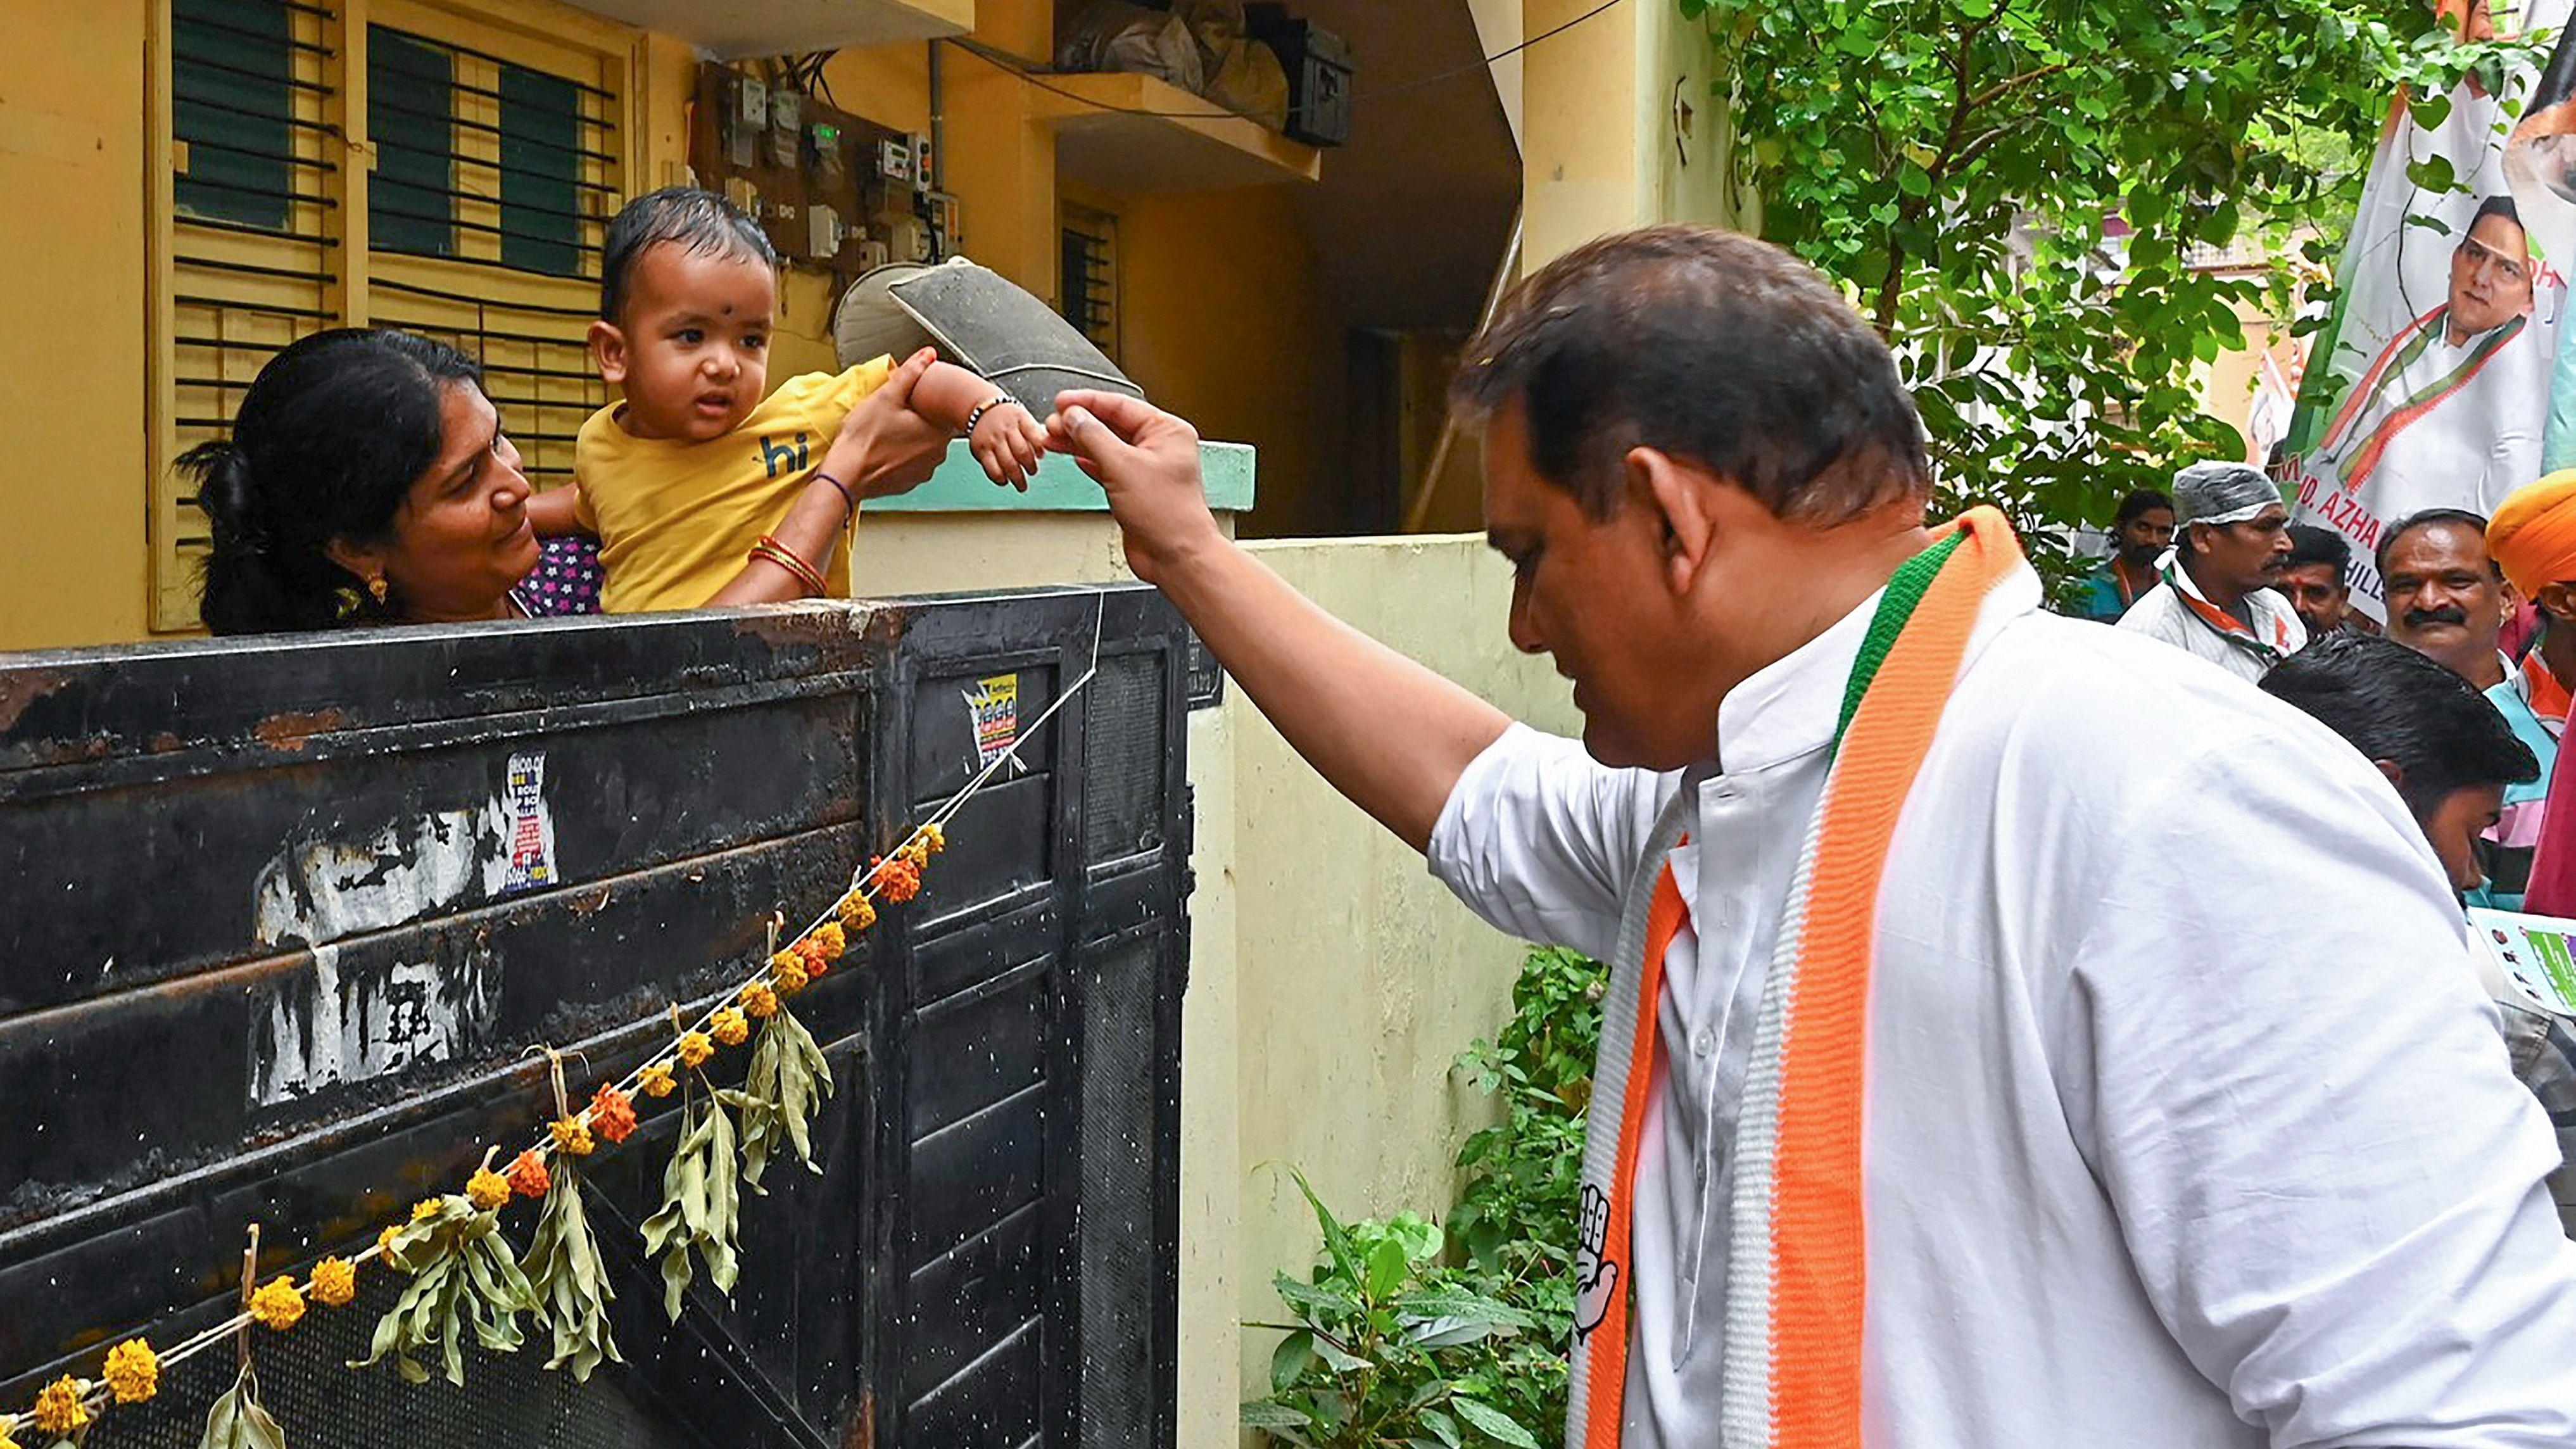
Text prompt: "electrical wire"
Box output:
[[940, 0, 1629, 124]]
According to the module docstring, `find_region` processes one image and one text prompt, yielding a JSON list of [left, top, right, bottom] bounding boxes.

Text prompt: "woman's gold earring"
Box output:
[[367, 574, 389, 605]]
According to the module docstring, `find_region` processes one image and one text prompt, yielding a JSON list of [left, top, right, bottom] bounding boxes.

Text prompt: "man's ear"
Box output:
[[588, 319, 629, 388], [2540, 580, 2576, 624], [2373, 757, 2408, 793], [1626, 446, 1718, 598]]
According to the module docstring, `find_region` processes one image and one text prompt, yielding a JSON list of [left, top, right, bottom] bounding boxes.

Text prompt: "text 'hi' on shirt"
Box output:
[[574, 356, 894, 614]]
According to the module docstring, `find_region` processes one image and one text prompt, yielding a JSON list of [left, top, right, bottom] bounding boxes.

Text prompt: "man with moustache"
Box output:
[[2074, 488, 2176, 622], [2383, 508, 2561, 908], [2118, 462, 2307, 681]]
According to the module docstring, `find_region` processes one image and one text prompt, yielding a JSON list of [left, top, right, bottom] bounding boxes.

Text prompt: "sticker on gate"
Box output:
[[964, 674, 1021, 768]]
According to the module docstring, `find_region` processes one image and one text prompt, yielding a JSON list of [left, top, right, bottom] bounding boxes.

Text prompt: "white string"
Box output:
[[41, 601, 1118, 1409]]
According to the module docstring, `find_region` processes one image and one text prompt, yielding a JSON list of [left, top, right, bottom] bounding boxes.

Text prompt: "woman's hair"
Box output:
[[187, 327, 484, 635]]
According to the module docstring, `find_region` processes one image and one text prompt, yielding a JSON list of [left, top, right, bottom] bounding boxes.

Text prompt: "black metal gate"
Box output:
[[0, 586, 1191, 1449]]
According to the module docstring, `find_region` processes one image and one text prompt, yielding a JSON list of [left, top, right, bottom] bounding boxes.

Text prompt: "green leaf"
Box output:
[[1241, 1400, 1315, 1431], [1451, 1397, 1543, 1449], [1366, 1237, 1410, 1300], [1313, 1336, 1372, 1374], [1271, 1331, 1319, 1393]]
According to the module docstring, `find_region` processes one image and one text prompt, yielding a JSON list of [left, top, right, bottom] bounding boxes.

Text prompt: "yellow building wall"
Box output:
[[0, 1, 153, 649]]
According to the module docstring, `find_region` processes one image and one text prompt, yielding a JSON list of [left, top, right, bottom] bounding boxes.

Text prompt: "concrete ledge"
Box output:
[[868, 439, 1256, 514]]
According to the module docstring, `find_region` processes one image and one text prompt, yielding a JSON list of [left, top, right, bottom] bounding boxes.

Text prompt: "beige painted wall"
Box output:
[[1217, 533, 1581, 1413]]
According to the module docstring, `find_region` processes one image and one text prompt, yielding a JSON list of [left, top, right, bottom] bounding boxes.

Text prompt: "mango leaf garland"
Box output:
[[521, 1158, 622, 1382], [638, 1085, 745, 1320], [357, 1194, 535, 1386], [737, 998, 835, 1190], [198, 1365, 286, 1449]]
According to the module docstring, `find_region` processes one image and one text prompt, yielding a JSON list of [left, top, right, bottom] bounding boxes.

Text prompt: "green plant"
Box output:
[[1243, 947, 1608, 1449], [1241, 1169, 1541, 1449], [1669, 0, 2542, 597]]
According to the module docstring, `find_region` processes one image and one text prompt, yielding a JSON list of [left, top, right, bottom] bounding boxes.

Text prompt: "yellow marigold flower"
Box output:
[[550, 1117, 595, 1157], [410, 1197, 443, 1223], [0, 1412, 21, 1449], [837, 893, 876, 932], [250, 1275, 306, 1332], [466, 1165, 510, 1212], [773, 959, 811, 995], [710, 1007, 750, 1047], [377, 1224, 402, 1257], [311, 1256, 358, 1307], [769, 949, 802, 977], [30, 1377, 88, 1436], [810, 922, 847, 962], [918, 822, 945, 855], [638, 1061, 678, 1098], [102, 1339, 158, 1405], [742, 982, 780, 1020], [677, 1031, 714, 1069]]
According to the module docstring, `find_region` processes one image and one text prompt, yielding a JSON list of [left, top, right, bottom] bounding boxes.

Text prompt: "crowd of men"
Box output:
[[2081, 464, 2576, 1231]]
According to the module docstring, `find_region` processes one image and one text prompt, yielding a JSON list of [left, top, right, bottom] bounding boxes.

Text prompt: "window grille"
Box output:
[[1059, 204, 1119, 361], [151, 0, 628, 633]]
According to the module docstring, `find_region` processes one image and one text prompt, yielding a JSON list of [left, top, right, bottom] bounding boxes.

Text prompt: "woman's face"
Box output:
[[354, 382, 540, 623]]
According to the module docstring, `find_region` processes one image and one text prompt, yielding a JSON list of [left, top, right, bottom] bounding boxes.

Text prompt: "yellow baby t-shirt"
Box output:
[[576, 356, 895, 614]]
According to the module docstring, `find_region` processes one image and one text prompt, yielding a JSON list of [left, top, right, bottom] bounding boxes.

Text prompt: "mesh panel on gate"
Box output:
[[1078, 940, 1159, 1449], [78, 1266, 678, 1449], [1082, 654, 1165, 864]]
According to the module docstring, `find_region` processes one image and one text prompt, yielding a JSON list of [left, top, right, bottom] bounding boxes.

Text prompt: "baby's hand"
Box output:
[[969, 399, 1047, 493]]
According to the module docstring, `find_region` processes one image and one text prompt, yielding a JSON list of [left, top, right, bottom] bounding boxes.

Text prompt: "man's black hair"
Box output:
[[2374, 507, 2499, 582], [1450, 225, 1929, 524], [2285, 524, 2351, 574], [599, 186, 779, 322], [2115, 488, 2174, 526], [2260, 632, 2537, 822], [2471, 192, 2524, 239]]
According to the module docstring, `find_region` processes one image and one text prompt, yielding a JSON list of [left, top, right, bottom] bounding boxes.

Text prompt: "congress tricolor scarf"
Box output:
[[1567, 507, 2025, 1449]]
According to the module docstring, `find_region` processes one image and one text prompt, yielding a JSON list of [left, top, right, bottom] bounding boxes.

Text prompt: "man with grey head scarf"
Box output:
[[2116, 461, 2307, 682]]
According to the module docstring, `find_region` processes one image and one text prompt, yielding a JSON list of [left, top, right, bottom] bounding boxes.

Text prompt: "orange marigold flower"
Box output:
[[311, 1256, 358, 1307], [550, 1117, 595, 1157], [507, 1149, 552, 1199], [102, 1339, 158, 1405], [677, 1031, 714, 1069], [872, 856, 922, 902], [30, 1377, 89, 1436], [773, 959, 811, 996], [710, 1007, 750, 1047], [810, 922, 847, 961], [837, 893, 877, 932], [797, 937, 833, 980], [638, 1061, 679, 1098], [589, 1084, 638, 1144], [466, 1165, 510, 1212], [250, 1275, 306, 1332], [742, 982, 780, 1020], [410, 1197, 443, 1223]]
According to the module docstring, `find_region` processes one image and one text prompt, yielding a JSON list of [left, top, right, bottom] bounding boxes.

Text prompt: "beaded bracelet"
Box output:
[[748, 535, 830, 597], [963, 394, 1021, 436]]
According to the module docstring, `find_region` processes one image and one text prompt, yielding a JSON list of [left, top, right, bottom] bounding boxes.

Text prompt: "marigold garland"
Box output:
[[312, 1255, 359, 1308], [102, 1339, 158, 1405], [5, 814, 957, 1441], [588, 1085, 638, 1145], [249, 1276, 306, 1332], [30, 1377, 88, 1437], [507, 1149, 552, 1200], [467, 1165, 512, 1212]]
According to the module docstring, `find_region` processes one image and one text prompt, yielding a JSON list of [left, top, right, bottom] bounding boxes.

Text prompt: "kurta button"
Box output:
[[1692, 1028, 1717, 1056]]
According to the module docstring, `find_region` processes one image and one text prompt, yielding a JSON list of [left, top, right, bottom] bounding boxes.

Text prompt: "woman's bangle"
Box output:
[[748, 535, 830, 597], [811, 469, 860, 515], [963, 394, 1020, 436]]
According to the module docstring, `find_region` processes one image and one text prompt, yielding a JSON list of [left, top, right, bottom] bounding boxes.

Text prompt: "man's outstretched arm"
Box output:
[[1049, 391, 1510, 852]]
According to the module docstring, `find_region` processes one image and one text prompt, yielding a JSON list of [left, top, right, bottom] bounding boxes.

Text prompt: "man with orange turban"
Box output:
[[2492, 471, 2576, 913]]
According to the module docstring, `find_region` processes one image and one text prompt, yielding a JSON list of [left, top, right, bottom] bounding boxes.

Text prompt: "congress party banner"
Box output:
[[2284, 0, 2575, 616]]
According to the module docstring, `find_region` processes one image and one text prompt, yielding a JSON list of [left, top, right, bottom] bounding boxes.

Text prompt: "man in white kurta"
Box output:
[[2119, 461, 2308, 682], [1045, 224, 2576, 1447]]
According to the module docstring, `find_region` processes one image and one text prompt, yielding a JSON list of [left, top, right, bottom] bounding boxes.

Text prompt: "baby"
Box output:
[[540, 187, 1045, 612]]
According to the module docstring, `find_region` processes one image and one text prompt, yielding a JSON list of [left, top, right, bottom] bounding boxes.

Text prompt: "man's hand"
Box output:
[[1046, 390, 1227, 586], [826, 348, 950, 501]]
